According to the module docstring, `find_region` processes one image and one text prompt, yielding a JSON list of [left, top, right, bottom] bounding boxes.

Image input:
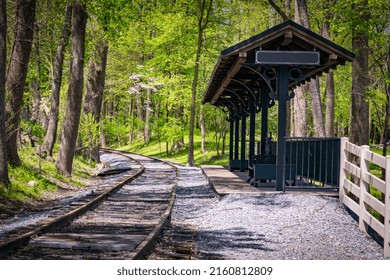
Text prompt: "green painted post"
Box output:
[[249, 98, 256, 166], [276, 65, 289, 191], [240, 109, 247, 171], [234, 112, 240, 161], [229, 111, 234, 162]]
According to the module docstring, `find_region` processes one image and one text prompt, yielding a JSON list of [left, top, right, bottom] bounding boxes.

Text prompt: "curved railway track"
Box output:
[[0, 150, 178, 260]]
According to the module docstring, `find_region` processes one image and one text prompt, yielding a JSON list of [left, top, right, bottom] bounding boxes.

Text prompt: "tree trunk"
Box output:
[[83, 37, 108, 162], [100, 97, 107, 148], [5, 0, 36, 166], [349, 0, 370, 146], [170, 105, 184, 153], [0, 0, 9, 184], [42, 1, 72, 157], [293, 86, 308, 137], [84, 43, 107, 121], [128, 94, 134, 144], [135, 90, 144, 139], [144, 88, 151, 143], [296, 0, 325, 137], [292, 1, 307, 137], [56, 0, 87, 176], [31, 22, 41, 123], [221, 128, 227, 155], [285, 0, 291, 19], [187, 0, 213, 166], [381, 34, 390, 180], [200, 106, 207, 154], [325, 72, 335, 137], [322, 2, 336, 137], [309, 78, 326, 136], [188, 43, 200, 166]]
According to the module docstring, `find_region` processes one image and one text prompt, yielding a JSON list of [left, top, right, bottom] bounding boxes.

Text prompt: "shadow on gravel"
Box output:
[[197, 227, 275, 259], [222, 194, 293, 209]]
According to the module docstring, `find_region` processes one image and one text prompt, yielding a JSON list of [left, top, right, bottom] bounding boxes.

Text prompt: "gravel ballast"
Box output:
[[171, 165, 389, 260]]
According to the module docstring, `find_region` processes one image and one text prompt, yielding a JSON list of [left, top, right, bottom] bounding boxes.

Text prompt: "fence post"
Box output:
[[359, 145, 370, 233], [339, 137, 349, 204], [385, 156, 390, 257]]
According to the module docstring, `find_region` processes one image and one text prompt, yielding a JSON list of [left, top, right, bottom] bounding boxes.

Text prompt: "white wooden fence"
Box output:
[[339, 137, 390, 257]]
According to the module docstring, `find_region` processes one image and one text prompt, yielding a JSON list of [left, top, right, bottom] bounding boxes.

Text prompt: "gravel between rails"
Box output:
[[172, 165, 389, 260]]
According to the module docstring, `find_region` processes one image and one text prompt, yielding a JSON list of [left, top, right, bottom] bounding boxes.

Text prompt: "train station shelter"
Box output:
[[202, 20, 355, 191]]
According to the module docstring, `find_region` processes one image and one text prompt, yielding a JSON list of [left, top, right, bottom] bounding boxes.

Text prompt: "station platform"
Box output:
[[200, 165, 278, 196], [200, 165, 339, 197]]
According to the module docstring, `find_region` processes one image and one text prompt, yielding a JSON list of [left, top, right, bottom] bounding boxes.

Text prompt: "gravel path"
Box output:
[[172, 165, 389, 260]]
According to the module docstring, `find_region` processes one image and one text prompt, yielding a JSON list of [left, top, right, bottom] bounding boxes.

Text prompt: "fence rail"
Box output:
[[286, 137, 340, 188], [339, 137, 390, 257]]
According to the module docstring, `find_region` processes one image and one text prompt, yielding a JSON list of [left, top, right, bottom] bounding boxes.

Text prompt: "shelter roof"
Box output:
[[202, 20, 355, 105]]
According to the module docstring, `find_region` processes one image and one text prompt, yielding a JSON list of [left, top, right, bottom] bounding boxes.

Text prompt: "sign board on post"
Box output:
[[255, 50, 320, 65]]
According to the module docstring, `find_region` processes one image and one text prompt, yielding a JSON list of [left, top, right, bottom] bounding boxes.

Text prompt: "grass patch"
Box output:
[[121, 131, 229, 166], [0, 146, 93, 202]]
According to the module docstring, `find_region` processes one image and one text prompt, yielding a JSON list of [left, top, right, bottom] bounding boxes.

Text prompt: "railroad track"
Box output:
[[147, 223, 199, 260], [0, 150, 178, 259]]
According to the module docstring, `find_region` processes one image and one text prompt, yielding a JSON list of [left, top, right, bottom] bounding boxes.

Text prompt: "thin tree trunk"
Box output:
[[128, 94, 134, 144], [170, 105, 184, 152], [100, 96, 107, 148], [325, 72, 335, 136], [135, 90, 143, 139], [381, 36, 390, 180], [187, 0, 213, 166], [56, 0, 87, 176], [0, 0, 9, 184], [144, 88, 151, 143], [5, 0, 36, 166], [42, 1, 72, 157], [349, 0, 370, 146], [221, 128, 226, 155], [200, 106, 207, 154], [188, 44, 200, 165]]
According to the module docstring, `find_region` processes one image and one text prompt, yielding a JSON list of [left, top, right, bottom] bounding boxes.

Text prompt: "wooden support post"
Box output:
[[276, 65, 289, 191], [240, 110, 247, 172], [385, 155, 390, 257], [359, 145, 370, 233], [338, 137, 349, 204]]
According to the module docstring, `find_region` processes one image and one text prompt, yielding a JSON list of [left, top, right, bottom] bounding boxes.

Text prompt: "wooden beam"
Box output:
[[281, 30, 293, 46], [211, 52, 247, 104], [323, 54, 338, 66]]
